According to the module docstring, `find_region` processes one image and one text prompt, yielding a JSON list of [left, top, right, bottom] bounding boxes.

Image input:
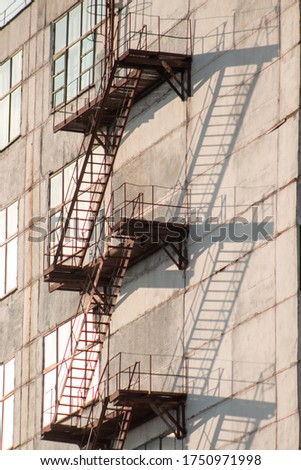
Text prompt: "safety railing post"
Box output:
[[158, 16, 160, 52], [123, 183, 127, 219], [129, 13, 131, 50], [149, 355, 152, 393], [184, 356, 188, 393], [152, 186, 154, 221], [119, 352, 122, 390]]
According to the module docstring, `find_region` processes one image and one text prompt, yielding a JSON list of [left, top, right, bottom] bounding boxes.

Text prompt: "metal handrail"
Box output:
[[53, 13, 192, 122], [0, 0, 32, 28], [44, 182, 190, 271]]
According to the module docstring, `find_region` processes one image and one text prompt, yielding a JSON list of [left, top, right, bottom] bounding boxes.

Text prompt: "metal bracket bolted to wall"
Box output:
[[149, 402, 187, 439], [159, 236, 188, 270]]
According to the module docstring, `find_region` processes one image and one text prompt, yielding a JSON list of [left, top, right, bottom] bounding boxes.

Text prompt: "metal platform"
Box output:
[[42, 390, 186, 448], [44, 218, 189, 292], [54, 50, 191, 134]]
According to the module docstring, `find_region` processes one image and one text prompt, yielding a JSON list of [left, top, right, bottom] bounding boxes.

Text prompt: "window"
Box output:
[[0, 201, 18, 299], [52, 0, 103, 107], [0, 50, 22, 150], [43, 317, 99, 427], [0, 0, 32, 29], [49, 156, 84, 256], [49, 157, 105, 263], [0, 358, 15, 450]]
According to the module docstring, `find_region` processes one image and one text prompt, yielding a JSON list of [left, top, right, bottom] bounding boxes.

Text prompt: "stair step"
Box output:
[[73, 358, 98, 364], [63, 386, 90, 392]]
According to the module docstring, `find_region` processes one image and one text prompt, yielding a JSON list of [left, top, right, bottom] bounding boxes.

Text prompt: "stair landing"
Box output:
[[41, 390, 186, 448], [54, 50, 191, 134]]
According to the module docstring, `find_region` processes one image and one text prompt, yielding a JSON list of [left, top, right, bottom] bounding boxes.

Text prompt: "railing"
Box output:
[[0, 0, 32, 28], [102, 352, 188, 399], [111, 182, 191, 223], [53, 14, 192, 128], [42, 349, 187, 429], [86, 182, 190, 266], [117, 13, 192, 57], [44, 182, 190, 271], [53, 55, 107, 130]]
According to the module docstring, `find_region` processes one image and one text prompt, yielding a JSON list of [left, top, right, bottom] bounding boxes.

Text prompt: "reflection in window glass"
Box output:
[[0, 50, 22, 150]]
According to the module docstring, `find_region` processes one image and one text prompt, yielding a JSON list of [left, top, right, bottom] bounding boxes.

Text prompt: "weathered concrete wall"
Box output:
[[0, 0, 299, 450]]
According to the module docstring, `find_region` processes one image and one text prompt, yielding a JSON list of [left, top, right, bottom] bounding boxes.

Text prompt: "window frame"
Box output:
[[0, 49, 22, 151], [48, 156, 106, 263], [0, 200, 18, 300], [42, 315, 100, 428], [0, 357, 15, 450], [52, 1, 101, 109]]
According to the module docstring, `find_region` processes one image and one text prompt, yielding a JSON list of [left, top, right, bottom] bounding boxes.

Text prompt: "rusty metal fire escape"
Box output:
[[42, 1, 191, 449]]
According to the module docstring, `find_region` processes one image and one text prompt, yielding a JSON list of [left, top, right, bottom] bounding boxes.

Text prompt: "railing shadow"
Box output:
[[155, 4, 280, 449]]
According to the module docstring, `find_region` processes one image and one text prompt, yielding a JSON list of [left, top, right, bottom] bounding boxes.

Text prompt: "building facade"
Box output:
[[0, 0, 300, 450]]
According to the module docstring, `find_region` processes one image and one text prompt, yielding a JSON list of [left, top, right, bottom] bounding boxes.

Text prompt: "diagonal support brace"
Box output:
[[159, 236, 188, 270], [159, 60, 191, 101], [150, 403, 186, 439]]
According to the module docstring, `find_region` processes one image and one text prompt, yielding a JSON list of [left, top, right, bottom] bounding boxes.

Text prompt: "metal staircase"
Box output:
[[45, 5, 192, 283], [42, 2, 191, 448], [49, 68, 142, 271], [85, 363, 138, 450], [112, 406, 133, 450], [54, 236, 134, 423]]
